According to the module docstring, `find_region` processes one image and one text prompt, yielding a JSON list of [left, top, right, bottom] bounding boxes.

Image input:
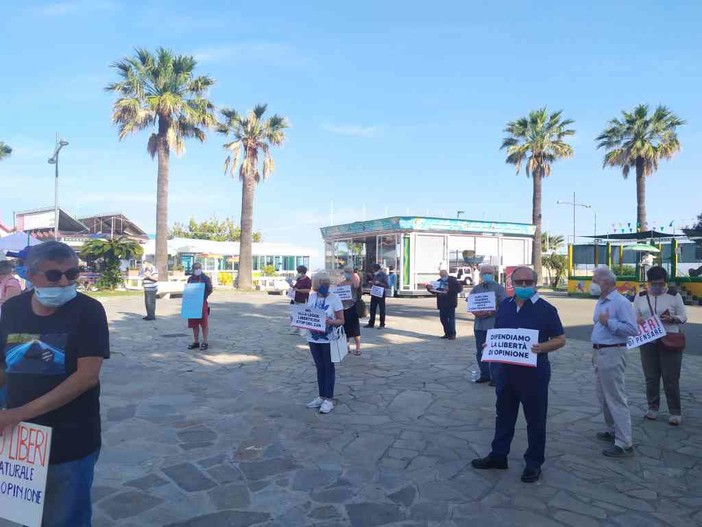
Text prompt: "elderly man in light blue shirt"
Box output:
[[590, 266, 639, 458]]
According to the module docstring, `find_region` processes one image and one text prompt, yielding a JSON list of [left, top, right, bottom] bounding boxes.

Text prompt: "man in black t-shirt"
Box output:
[[0, 241, 110, 527]]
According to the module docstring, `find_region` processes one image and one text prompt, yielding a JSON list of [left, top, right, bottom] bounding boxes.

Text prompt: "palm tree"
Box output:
[[80, 236, 144, 290], [0, 142, 12, 161], [105, 48, 216, 279], [501, 108, 575, 279], [218, 104, 288, 289], [541, 232, 565, 253], [596, 104, 684, 232]]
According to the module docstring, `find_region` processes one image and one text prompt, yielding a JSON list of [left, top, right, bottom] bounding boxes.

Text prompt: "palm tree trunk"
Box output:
[[155, 125, 169, 280], [635, 157, 646, 232], [238, 169, 256, 290], [532, 171, 543, 281]]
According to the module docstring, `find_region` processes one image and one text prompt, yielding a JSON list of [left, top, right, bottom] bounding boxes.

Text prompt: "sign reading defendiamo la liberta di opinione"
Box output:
[[0, 422, 53, 527], [482, 328, 539, 367]]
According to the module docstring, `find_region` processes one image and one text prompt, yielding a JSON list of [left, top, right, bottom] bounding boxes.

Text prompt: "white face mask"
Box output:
[[589, 282, 601, 296], [194, 269, 202, 276]]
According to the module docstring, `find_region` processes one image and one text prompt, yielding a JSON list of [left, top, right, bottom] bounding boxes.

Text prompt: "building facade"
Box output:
[[321, 216, 535, 295]]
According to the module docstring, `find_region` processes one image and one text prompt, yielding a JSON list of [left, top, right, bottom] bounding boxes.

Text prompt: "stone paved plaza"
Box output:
[[5, 291, 702, 527]]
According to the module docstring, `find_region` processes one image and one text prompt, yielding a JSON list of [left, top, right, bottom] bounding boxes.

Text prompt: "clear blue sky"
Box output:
[[1, 0, 701, 256]]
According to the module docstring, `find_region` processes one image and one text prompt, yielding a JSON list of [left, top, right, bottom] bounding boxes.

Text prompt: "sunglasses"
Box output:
[[513, 279, 535, 286], [40, 268, 81, 282]]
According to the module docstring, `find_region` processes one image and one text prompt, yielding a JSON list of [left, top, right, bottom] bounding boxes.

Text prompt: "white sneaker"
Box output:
[[669, 415, 682, 426], [306, 397, 323, 408], [319, 400, 334, 414]]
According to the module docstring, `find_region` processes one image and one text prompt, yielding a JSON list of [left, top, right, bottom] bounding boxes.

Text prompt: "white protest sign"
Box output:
[[0, 422, 52, 527], [290, 305, 326, 331], [370, 285, 385, 298], [287, 288, 295, 300], [483, 328, 539, 367], [428, 281, 442, 291], [331, 285, 353, 301], [467, 291, 496, 312], [626, 315, 667, 349]]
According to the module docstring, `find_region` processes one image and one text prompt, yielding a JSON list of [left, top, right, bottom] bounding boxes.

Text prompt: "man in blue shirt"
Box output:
[[590, 266, 639, 458], [472, 266, 566, 483]]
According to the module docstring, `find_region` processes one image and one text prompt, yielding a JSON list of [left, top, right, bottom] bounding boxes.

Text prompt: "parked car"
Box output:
[[450, 267, 475, 286], [258, 276, 290, 295]]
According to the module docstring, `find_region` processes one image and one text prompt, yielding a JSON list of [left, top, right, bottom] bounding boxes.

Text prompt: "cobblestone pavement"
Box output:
[[4, 292, 701, 527]]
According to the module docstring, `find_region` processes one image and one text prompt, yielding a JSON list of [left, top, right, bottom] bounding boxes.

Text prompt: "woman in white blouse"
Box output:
[[633, 266, 688, 425], [305, 272, 345, 414]]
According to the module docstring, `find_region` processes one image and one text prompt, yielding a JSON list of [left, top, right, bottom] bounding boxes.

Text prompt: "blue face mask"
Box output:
[[317, 285, 330, 296], [482, 274, 494, 283], [514, 286, 535, 300], [34, 285, 78, 308]]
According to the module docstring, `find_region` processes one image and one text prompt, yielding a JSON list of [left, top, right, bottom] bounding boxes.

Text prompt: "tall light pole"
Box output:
[[456, 210, 465, 219], [556, 192, 591, 245], [48, 136, 69, 241]]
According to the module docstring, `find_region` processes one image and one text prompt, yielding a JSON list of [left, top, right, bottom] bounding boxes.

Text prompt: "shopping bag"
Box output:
[[329, 326, 348, 363]]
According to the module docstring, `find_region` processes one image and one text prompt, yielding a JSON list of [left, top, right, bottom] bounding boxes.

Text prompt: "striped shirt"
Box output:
[[143, 270, 159, 291]]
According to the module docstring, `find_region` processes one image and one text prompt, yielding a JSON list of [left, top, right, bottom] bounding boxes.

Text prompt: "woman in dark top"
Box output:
[[293, 265, 312, 304], [339, 267, 362, 355], [187, 263, 213, 350]]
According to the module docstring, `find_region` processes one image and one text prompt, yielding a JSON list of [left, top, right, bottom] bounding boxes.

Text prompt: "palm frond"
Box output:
[[106, 47, 216, 150], [218, 105, 287, 184], [147, 134, 159, 159], [596, 104, 684, 178]]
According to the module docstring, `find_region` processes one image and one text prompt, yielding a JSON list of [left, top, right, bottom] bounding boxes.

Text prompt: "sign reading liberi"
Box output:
[[0, 422, 53, 527]]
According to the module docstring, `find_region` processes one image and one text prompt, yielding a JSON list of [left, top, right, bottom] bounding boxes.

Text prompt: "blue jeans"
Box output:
[[309, 342, 335, 398], [474, 330, 491, 380], [439, 305, 456, 337], [42, 449, 99, 527]]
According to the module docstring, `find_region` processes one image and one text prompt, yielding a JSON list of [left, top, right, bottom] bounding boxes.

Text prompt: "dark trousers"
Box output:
[[491, 360, 551, 469], [144, 290, 157, 319], [439, 305, 456, 337], [640, 343, 683, 415], [309, 342, 335, 398], [369, 295, 386, 327], [474, 330, 491, 380]]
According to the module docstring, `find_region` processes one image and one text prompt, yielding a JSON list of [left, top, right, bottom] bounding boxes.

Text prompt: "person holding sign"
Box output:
[[0, 242, 110, 526], [426, 268, 462, 339], [590, 266, 639, 458], [339, 267, 362, 355], [633, 266, 688, 426], [365, 264, 389, 329], [186, 263, 213, 351], [468, 265, 507, 384], [471, 266, 565, 483], [290, 266, 312, 337], [306, 272, 345, 414]]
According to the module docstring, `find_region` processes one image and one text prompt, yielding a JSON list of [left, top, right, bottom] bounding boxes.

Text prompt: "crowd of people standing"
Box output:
[[0, 240, 693, 527], [296, 262, 690, 484]]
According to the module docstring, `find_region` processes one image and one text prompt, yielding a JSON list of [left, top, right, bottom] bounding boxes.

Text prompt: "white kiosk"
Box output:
[[321, 216, 535, 296]]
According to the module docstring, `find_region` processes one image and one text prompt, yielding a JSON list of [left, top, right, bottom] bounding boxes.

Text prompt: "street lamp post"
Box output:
[[556, 192, 592, 245], [48, 136, 69, 241]]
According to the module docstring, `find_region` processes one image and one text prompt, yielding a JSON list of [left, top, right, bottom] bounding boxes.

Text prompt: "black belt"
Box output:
[[593, 343, 627, 350]]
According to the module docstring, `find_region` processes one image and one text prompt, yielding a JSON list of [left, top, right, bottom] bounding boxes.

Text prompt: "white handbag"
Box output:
[[329, 326, 348, 363]]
